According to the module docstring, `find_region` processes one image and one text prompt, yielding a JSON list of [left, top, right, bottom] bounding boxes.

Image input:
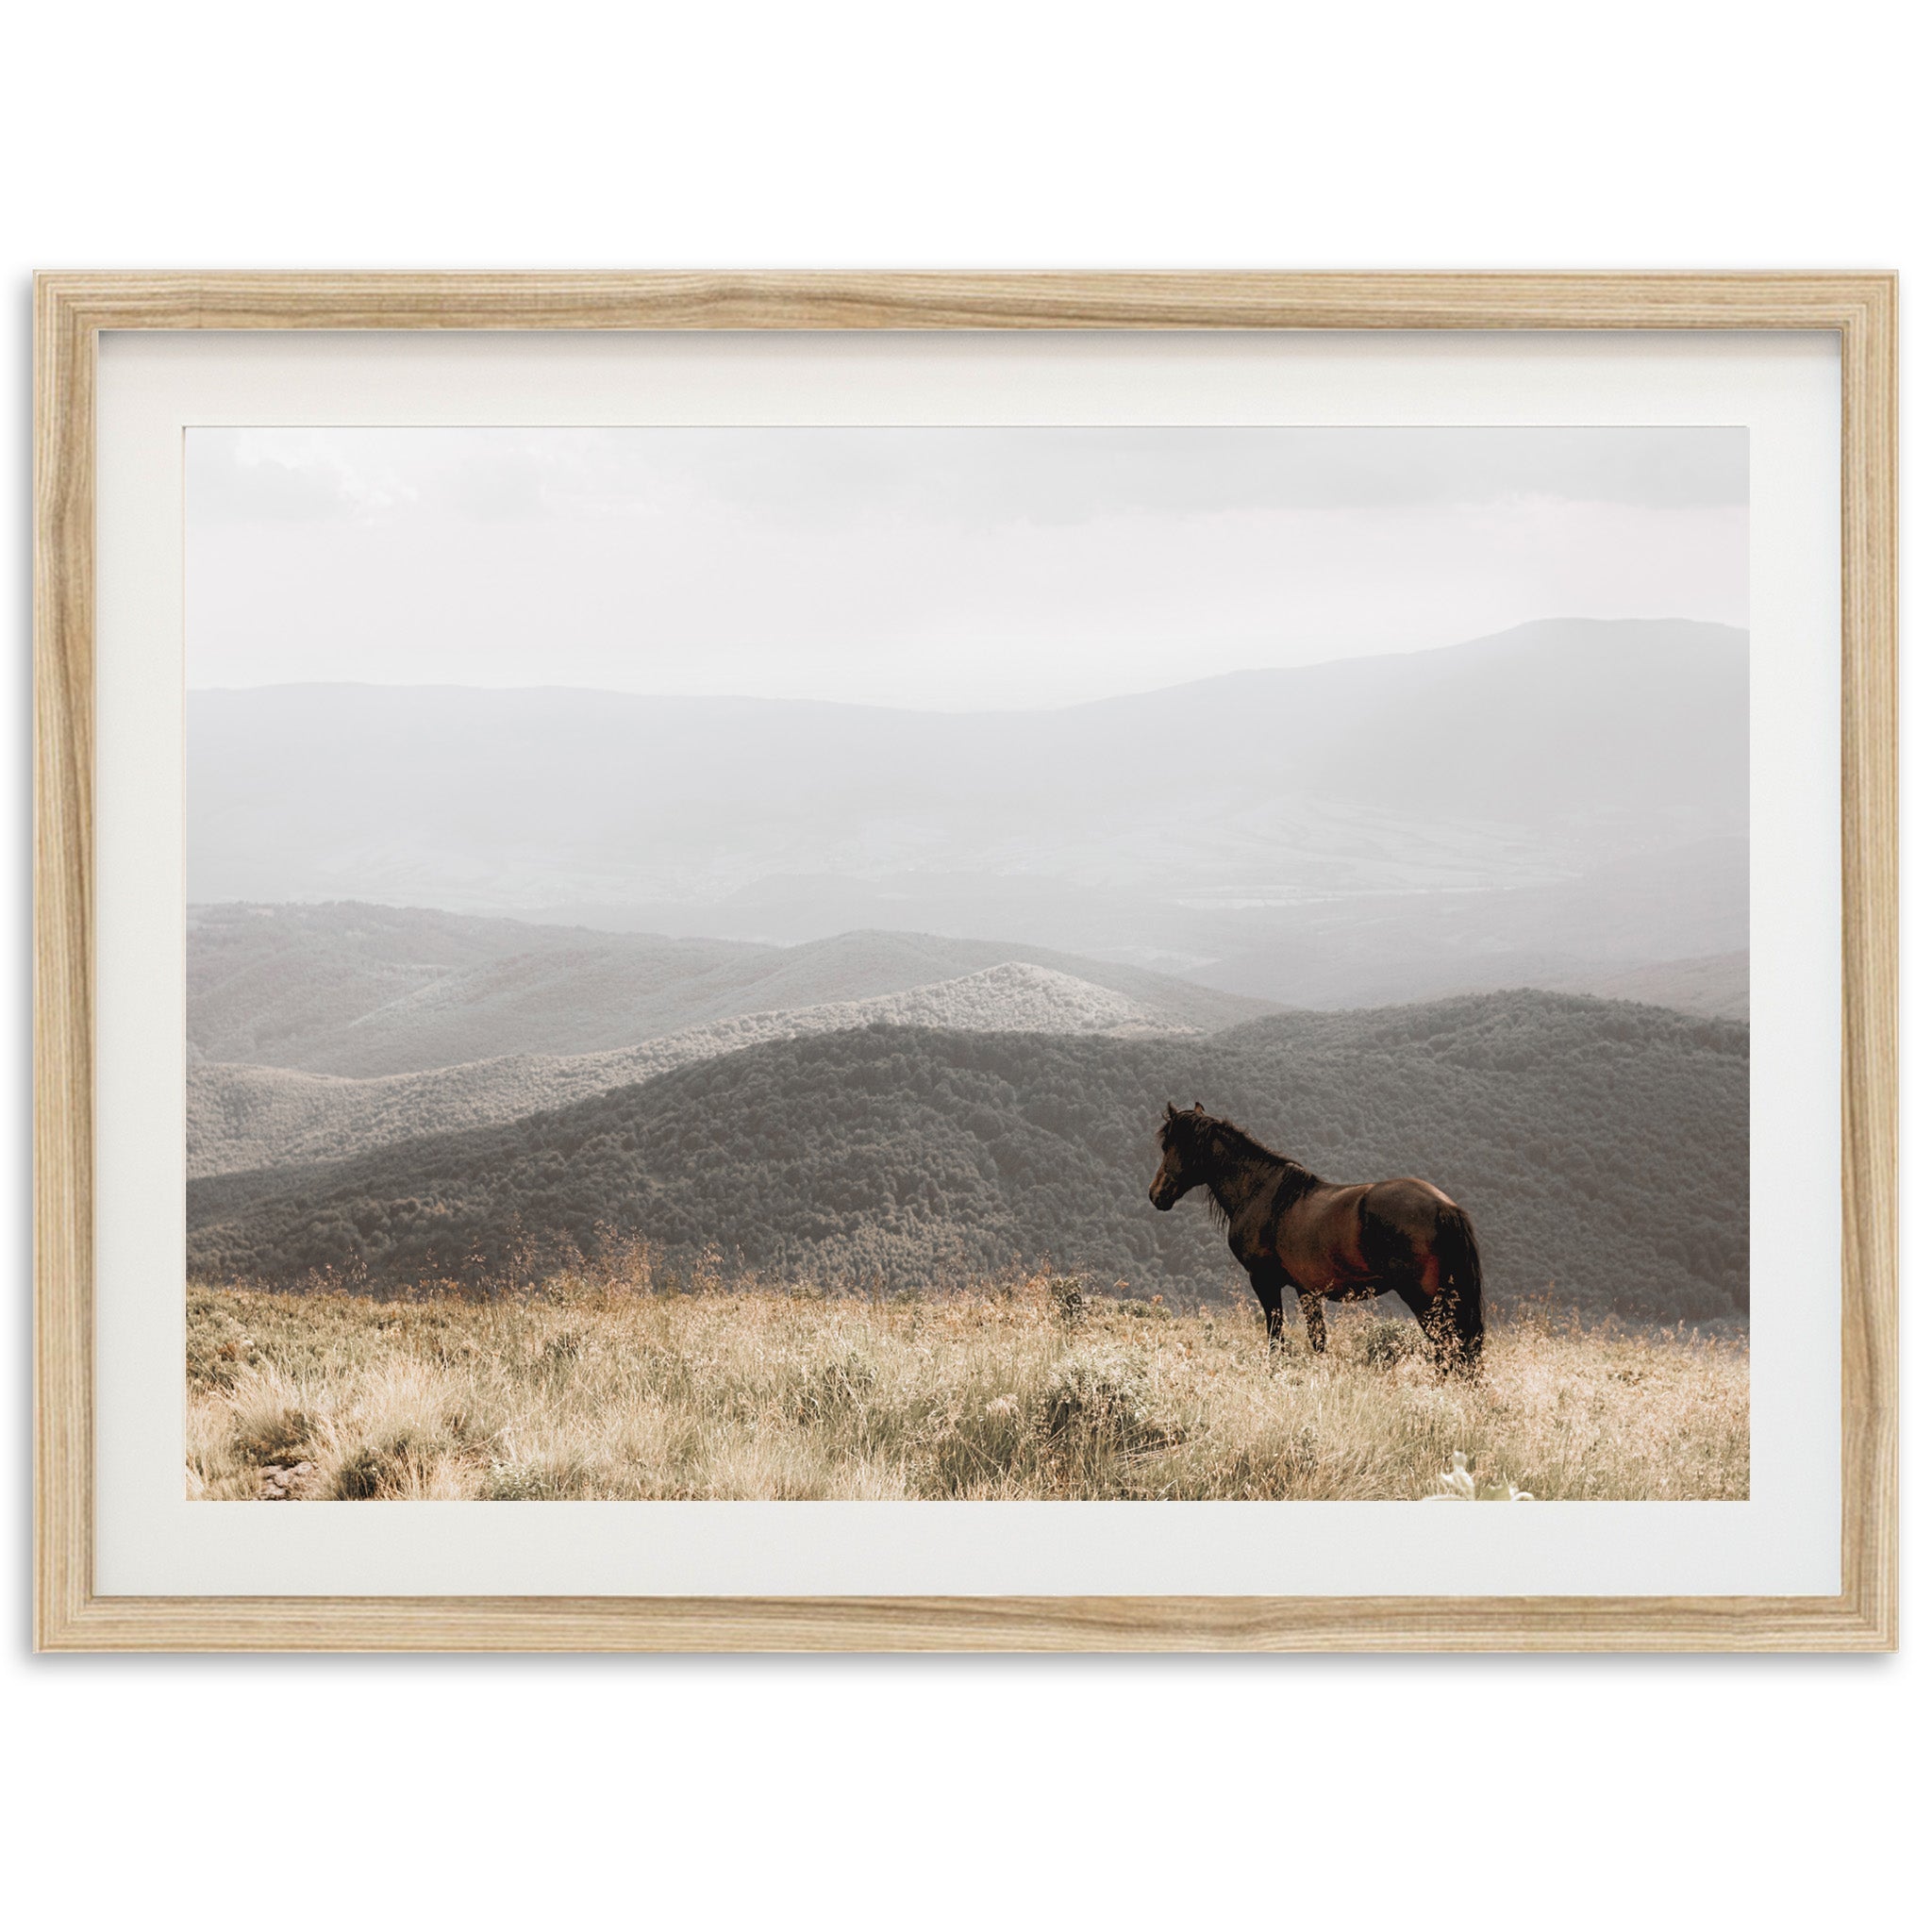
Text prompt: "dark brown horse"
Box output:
[[1147, 1102, 1483, 1373]]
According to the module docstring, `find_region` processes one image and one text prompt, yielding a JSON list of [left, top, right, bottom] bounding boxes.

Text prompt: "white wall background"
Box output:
[[2, 4, 1920, 1925]]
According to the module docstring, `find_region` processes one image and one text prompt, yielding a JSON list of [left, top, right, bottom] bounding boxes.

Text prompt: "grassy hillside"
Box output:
[[189, 990, 1749, 1324], [187, 1276, 1748, 1502], [191, 902, 1272, 1076], [189, 961, 1193, 1176]]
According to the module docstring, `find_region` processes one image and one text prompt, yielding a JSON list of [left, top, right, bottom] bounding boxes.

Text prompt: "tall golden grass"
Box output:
[[187, 1271, 1748, 1503]]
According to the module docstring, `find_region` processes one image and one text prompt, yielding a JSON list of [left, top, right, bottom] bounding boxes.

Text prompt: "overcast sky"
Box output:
[[186, 426, 1747, 709]]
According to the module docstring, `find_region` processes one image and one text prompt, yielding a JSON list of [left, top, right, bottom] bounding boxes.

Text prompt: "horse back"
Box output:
[[1272, 1176, 1465, 1296], [1363, 1174, 1457, 1236]]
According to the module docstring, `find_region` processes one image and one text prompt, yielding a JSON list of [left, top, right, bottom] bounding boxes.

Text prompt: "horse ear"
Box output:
[[1163, 1102, 1178, 1123]]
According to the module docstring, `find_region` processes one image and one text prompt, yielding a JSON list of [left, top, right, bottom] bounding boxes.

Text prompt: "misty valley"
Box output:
[[189, 616, 1748, 1330]]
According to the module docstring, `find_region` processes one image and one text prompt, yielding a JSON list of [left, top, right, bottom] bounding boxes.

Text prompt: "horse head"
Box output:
[[1148, 1100, 1210, 1210]]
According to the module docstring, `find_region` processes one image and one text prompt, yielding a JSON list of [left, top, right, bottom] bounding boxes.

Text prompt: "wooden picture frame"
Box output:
[[34, 273, 1897, 1651]]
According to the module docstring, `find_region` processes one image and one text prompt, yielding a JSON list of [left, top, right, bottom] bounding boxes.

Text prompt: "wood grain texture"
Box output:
[[32, 273, 1899, 1652], [1835, 277, 1900, 1652], [27, 1590, 1903, 1655], [33, 275, 95, 1657], [23, 270, 1903, 333]]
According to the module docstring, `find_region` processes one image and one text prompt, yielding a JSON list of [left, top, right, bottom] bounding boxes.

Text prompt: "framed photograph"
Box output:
[[34, 274, 1896, 1651]]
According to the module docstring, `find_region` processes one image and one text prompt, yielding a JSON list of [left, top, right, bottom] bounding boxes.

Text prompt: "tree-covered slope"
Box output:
[[187, 991, 1748, 1323]]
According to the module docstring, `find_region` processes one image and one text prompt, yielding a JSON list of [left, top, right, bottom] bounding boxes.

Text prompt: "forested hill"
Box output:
[[188, 991, 1749, 1324]]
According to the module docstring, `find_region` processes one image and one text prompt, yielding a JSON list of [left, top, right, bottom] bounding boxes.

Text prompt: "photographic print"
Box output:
[[182, 424, 1750, 1506]]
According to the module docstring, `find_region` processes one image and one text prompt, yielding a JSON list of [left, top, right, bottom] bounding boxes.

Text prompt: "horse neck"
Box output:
[[1202, 1132, 1288, 1222]]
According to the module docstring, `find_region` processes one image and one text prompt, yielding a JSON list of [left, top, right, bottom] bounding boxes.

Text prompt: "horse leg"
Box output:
[[1434, 1208, 1484, 1374], [1252, 1274, 1282, 1352], [1392, 1280, 1451, 1374], [1297, 1287, 1328, 1356], [1248, 1264, 1288, 1351]]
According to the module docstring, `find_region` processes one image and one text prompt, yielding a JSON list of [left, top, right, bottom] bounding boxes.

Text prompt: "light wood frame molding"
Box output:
[[33, 272, 1898, 1652]]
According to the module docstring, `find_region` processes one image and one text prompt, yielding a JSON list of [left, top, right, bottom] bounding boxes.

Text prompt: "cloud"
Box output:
[[189, 425, 1748, 533], [185, 426, 1748, 708], [189, 429, 420, 523]]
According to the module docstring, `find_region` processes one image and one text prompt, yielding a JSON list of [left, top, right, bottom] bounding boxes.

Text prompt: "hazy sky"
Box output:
[[186, 426, 1747, 709]]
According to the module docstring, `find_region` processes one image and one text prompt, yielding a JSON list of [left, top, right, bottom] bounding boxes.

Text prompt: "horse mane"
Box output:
[[1169, 1107, 1322, 1220]]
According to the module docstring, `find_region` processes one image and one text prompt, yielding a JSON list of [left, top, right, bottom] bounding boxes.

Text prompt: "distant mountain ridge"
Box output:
[[190, 904, 1272, 1077], [1188, 841, 1749, 1012], [189, 960, 1192, 1176], [189, 619, 1748, 984], [1547, 950, 1747, 1022]]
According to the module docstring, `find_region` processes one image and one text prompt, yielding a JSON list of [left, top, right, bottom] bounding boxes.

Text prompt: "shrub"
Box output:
[[187, 1308, 258, 1390], [1046, 1275, 1086, 1326], [1356, 1316, 1424, 1368], [228, 1381, 317, 1462], [1039, 1348, 1157, 1450], [331, 1442, 397, 1500], [486, 1457, 577, 1501]]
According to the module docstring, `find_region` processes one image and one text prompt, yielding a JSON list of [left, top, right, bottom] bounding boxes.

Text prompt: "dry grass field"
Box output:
[[187, 1269, 1748, 1502]]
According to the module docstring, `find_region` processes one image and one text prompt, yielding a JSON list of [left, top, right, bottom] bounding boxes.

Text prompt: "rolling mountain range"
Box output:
[[184, 620, 1752, 1320], [190, 618, 1748, 994], [189, 905, 1269, 1075], [189, 959, 1194, 1176], [187, 991, 1750, 1324]]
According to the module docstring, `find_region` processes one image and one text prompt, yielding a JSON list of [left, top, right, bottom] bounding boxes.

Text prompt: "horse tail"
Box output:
[[1437, 1205, 1485, 1370]]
